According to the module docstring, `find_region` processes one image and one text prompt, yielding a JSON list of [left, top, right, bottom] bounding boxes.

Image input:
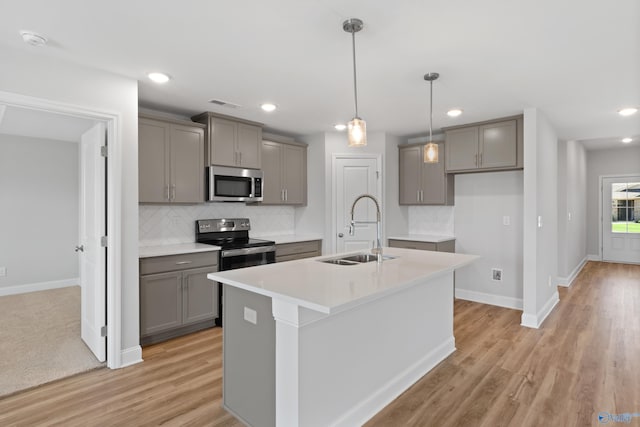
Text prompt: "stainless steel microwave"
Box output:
[[207, 166, 263, 202]]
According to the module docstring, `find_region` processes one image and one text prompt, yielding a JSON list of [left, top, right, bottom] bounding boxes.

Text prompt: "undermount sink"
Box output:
[[318, 253, 396, 265]]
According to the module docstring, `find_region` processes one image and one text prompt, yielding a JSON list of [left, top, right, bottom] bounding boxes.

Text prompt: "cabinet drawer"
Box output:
[[140, 251, 219, 275], [388, 239, 436, 251], [275, 240, 321, 258]]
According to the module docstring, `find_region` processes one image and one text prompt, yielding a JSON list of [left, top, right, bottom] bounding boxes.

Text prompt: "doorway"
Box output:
[[602, 175, 640, 263], [0, 91, 120, 369], [332, 154, 382, 254]]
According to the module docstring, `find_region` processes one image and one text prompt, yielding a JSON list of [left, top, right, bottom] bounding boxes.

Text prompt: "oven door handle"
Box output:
[[222, 245, 276, 258]]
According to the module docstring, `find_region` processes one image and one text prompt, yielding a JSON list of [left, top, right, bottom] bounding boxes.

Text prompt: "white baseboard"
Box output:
[[557, 256, 588, 287], [334, 337, 456, 427], [520, 290, 560, 329], [455, 288, 523, 310], [0, 278, 79, 297], [119, 345, 143, 368], [587, 254, 600, 261]]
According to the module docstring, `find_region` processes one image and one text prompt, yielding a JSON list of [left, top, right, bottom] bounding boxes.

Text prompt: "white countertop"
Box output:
[[387, 234, 456, 243], [257, 234, 323, 244], [208, 247, 477, 314], [139, 243, 221, 258]]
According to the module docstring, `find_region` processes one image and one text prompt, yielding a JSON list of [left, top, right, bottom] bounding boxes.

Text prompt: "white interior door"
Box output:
[[79, 122, 106, 361], [334, 156, 381, 253], [602, 176, 640, 264]]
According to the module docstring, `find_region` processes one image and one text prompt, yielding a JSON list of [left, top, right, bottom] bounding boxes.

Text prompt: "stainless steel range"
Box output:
[[195, 218, 275, 326]]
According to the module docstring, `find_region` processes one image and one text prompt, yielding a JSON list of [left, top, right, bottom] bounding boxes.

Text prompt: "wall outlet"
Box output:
[[492, 268, 503, 281], [244, 307, 257, 325], [0, 267, 6, 277]]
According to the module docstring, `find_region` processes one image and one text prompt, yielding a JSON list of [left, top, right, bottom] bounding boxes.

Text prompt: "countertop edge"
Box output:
[[387, 235, 456, 243]]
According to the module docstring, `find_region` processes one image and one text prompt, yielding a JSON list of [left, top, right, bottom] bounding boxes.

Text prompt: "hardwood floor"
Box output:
[[0, 261, 637, 426]]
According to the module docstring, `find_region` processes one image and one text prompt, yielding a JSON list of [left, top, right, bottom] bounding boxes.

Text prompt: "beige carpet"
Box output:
[[0, 286, 104, 397]]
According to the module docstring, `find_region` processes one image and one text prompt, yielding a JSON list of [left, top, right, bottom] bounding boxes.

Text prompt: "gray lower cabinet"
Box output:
[[388, 238, 455, 253], [139, 251, 219, 345], [275, 240, 322, 262], [261, 139, 307, 205], [399, 142, 454, 205], [444, 116, 523, 173], [138, 114, 205, 203]]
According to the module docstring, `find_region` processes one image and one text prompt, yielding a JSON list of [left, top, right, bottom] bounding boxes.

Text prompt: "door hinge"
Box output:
[[100, 146, 108, 157], [100, 325, 107, 337], [100, 236, 108, 247]]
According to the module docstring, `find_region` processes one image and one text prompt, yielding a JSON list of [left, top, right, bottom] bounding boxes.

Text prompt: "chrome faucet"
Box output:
[[349, 194, 383, 263]]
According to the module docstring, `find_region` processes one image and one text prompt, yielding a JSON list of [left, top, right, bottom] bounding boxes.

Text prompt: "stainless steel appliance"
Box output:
[[207, 166, 263, 202], [195, 218, 275, 326]]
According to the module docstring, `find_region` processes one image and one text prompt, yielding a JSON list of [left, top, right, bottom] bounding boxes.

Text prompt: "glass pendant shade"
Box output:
[[424, 142, 439, 163], [348, 117, 367, 147]]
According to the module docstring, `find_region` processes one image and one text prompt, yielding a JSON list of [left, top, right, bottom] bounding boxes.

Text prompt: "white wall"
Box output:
[[408, 206, 455, 236], [522, 108, 559, 328], [140, 204, 295, 246], [453, 171, 524, 308], [557, 140, 587, 281], [586, 146, 640, 256], [296, 132, 327, 251], [0, 135, 79, 293], [384, 134, 409, 239], [0, 46, 140, 359]]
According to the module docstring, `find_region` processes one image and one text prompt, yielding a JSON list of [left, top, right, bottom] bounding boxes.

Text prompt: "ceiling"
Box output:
[[0, 0, 638, 148], [0, 104, 96, 142]]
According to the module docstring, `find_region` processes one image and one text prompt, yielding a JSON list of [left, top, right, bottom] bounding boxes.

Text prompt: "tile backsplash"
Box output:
[[139, 204, 295, 246], [408, 206, 455, 235]]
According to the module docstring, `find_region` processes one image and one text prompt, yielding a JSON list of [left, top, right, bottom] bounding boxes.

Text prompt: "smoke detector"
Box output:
[[20, 30, 48, 47]]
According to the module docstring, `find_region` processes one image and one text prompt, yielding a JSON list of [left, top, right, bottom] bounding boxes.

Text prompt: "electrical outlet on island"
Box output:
[[492, 268, 503, 281]]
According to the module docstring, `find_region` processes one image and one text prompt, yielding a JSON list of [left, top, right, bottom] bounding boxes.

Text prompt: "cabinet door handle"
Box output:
[[479, 152, 483, 166], [166, 185, 170, 201], [234, 151, 237, 165], [281, 189, 285, 201], [417, 190, 420, 202], [239, 152, 242, 165], [175, 261, 193, 265], [474, 154, 478, 166], [284, 189, 288, 201], [171, 185, 176, 201]]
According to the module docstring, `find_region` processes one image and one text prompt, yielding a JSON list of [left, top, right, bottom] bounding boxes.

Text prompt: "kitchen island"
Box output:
[[208, 247, 477, 427]]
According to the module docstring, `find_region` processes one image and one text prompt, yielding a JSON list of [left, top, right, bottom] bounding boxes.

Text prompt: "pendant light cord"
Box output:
[[429, 79, 433, 142], [351, 31, 359, 118]]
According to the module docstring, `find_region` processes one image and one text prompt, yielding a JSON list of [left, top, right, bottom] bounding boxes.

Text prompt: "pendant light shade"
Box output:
[[348, 117, 367, 147], [423, 72, 439, 163], [344, 18, 367, 147]]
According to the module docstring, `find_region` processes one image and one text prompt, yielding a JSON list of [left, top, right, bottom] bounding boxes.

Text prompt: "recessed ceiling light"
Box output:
[[618, 107, 638, 116], [334, 124, 347, 131], [20, 30, 48, 47], [447, 109, 463, 117], [147, 72, 171, 84], [261, 103, 277, 112], [622, 137, 633, 143]]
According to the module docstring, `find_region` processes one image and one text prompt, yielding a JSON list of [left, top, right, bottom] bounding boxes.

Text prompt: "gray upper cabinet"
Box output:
[[444, 116, 523, 173], [191, 112, 263, 169], [261, 139, 307, 205], [399, 143, 454, 205], [139, 115, 205, 203]]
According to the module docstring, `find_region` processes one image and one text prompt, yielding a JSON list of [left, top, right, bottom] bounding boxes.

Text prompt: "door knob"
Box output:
[[338, 233, 344, 238], [75, 245, 84, 252]]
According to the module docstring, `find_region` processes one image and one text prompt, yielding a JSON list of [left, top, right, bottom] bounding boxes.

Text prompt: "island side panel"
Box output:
[[297, 272, 455, 427], [223, 285, 276, 427]]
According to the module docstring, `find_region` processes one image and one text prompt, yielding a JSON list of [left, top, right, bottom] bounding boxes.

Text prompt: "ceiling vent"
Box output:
[[208, 99, 241, 109]]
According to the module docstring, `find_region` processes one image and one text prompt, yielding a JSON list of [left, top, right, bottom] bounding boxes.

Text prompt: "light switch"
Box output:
[[244, 307, 257, 325], [537, 216, 543, 228], [0, 267, 6, 277], [503, 216, 510, 226]]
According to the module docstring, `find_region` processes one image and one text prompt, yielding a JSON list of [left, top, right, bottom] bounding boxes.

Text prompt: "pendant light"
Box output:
[[424, 72, 439, 163], [343, 18, 367, 147]]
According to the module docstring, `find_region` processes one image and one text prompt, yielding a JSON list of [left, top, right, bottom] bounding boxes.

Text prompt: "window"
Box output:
[[611, 182, 640, 233]]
